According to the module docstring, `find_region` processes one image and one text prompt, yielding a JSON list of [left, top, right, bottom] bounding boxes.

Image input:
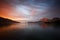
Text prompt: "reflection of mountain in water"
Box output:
[[0, 17, 19, 27]]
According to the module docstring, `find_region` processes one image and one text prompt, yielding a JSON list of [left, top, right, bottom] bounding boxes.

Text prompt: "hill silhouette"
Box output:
[[0, 17, 19, 27]]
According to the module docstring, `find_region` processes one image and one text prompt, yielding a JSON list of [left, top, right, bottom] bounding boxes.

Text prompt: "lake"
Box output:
[[0, 23, 60, 40]]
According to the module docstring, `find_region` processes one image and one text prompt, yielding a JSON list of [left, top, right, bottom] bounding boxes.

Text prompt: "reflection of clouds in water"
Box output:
[[0, 23, 42, 33]]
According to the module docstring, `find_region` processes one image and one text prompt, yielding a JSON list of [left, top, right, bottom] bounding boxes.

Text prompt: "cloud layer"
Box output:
[[0, 0, 60, 22]]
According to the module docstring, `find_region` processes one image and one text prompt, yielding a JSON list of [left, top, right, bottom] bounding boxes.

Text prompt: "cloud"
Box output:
[[0, 0, 60, 22]]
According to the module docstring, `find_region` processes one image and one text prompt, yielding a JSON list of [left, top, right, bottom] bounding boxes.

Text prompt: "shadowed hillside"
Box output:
[[0, 17, 19, 27]]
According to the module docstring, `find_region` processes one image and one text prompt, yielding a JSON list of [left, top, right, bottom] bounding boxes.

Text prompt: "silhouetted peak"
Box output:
[[0, 17, 19, 27]]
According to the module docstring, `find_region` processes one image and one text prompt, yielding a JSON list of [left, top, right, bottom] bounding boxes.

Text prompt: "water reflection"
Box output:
[[0, 23, 60, 40], [0, 23, 60, 32], [0, 23, 43, 35]]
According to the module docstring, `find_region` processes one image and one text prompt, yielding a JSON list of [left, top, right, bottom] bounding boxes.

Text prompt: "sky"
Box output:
[[0, 0, 60, 22]]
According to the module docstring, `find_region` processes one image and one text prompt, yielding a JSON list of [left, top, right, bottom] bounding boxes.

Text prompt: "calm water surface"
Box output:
[[0, 23, 60, 40]]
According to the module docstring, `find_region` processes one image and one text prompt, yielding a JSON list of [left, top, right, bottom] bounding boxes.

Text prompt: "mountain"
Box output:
[[0, 17, 19, 27]]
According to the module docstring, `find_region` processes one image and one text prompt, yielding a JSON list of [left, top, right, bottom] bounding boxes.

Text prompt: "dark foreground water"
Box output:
[[0, 23, 60, 40]]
